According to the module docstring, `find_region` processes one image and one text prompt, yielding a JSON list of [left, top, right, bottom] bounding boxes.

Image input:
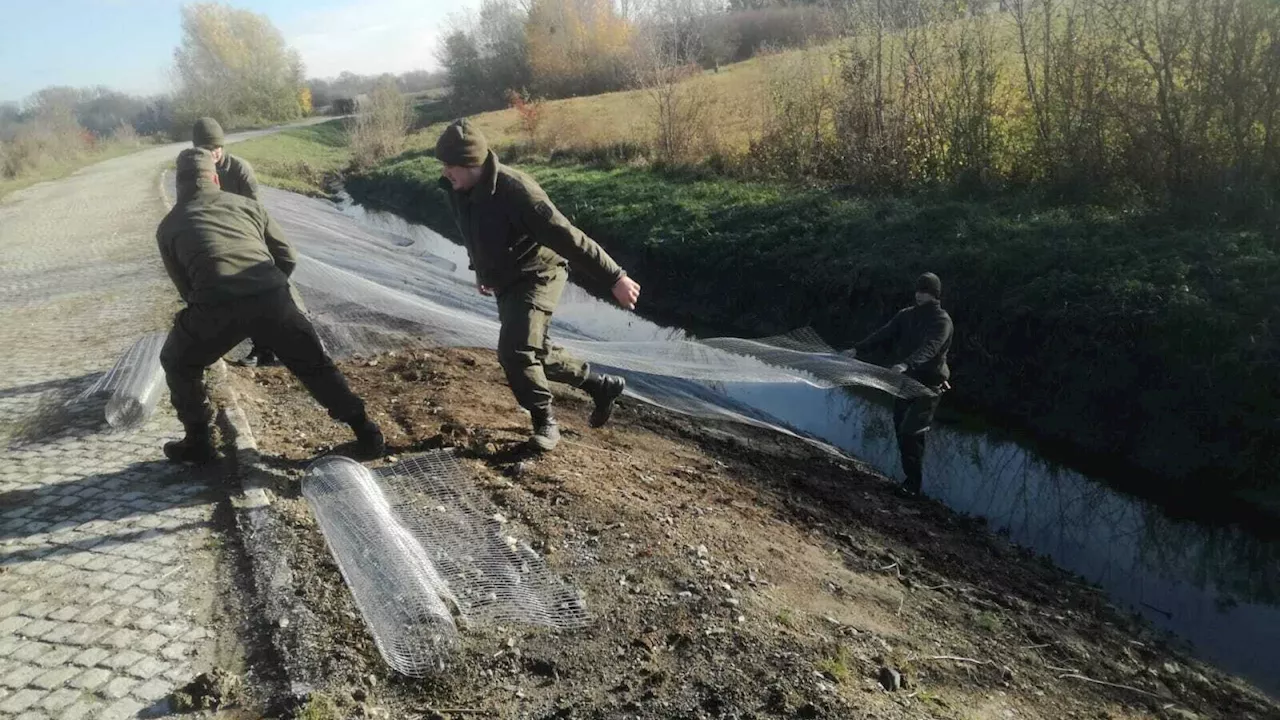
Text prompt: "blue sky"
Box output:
[[0, 0, 467, 104]]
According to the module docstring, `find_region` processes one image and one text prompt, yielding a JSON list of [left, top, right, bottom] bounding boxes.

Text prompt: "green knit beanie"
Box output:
[[435, 119, 488, 167], [176, 148, 217, 184], [192, 117, 225, 148]]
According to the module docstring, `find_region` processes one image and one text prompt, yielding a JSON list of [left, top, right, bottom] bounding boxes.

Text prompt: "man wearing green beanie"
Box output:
[[157, 148, 385, 464], [435, 118, 641, 452], [844, 272, 954, 497], [192, 116, 278, 367]]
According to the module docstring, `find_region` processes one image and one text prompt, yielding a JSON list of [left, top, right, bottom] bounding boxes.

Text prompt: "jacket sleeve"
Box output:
[[855, 311, 903, 352], [260, 205, 297, 277], [156, 225, 191, 302], [513, 184, 625, 287], [238, 159, 261, 200], [903, 312, 953, 371]]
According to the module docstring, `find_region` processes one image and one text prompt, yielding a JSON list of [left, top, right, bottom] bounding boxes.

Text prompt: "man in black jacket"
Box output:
[[848, 273, 953, 496]]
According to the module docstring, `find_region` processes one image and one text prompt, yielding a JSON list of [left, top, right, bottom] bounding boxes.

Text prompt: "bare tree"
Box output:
[[349, 79, 410, 169], [633, 29, 712, 164]]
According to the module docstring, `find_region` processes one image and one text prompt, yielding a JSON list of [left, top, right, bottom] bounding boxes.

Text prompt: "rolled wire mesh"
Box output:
[[302, 450, 589, 676], [74, 332, 167, 429]]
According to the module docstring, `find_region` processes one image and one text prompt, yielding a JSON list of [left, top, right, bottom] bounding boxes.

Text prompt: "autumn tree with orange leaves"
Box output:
[[525, 0, 634, 98]]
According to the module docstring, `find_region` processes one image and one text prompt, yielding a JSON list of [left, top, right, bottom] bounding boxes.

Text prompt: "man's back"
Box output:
[[157, 189, 294, 305]]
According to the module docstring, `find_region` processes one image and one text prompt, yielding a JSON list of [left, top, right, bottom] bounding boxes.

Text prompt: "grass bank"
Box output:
[[0, 141, 147, 201], [228, 119, 351, 197], [346, 150, 1280, 502]]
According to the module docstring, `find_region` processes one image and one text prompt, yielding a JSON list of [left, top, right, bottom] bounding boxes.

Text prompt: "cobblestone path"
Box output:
[[0, 145, 228, 720]]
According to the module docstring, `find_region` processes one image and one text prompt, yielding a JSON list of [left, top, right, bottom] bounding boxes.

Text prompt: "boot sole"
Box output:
[[589, 381, 626, 428], [528, 434, 560, 452], [163, 448, 216, 466]]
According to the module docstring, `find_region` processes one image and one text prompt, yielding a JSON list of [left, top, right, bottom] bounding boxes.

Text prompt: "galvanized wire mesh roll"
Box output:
[[303, 455, 462, 676], [75, 332, 167, 429]]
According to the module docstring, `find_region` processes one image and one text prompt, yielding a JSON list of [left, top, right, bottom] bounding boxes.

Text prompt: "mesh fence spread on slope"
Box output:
[[303, 450, 589, 676], [259, 186, 934, 401], [290, 252, 932, 399]]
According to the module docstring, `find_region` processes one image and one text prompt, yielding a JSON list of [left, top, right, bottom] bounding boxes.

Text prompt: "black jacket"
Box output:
[[855, 300, 953, 387]]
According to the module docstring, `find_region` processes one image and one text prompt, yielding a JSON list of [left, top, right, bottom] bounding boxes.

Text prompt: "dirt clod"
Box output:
[[169, 668, 242, 712], [878, 666, 902, 692]]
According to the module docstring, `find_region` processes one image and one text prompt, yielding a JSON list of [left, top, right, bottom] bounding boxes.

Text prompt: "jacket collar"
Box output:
[[480, 150, 499, 196], [177, 179, 219, 204]]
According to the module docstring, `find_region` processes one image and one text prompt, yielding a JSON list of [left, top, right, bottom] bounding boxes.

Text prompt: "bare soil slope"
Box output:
[[228, 349, 1277, 720]]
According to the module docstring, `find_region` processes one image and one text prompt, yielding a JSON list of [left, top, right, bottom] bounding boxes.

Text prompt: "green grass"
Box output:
[[0, 142, 144, 201], [229, 119, 352, 196], [815, 646, 854, 683], [346, 150, 1280, 500], [296, 692, 342, 720], [974, 612, 1002, 633]]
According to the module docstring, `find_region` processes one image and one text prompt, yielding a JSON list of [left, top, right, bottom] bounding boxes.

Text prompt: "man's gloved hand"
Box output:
[[891, 363, 908, 374], [839, 348, 858, 359]]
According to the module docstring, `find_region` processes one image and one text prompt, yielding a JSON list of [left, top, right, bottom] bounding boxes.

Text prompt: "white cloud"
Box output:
[[284, 0, 475, 79]]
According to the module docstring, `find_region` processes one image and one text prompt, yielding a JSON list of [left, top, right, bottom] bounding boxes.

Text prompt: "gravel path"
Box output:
[[0, 143, 228, 720]]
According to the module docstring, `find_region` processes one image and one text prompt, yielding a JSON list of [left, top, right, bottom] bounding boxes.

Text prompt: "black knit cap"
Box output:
[[916, 272, 942, 297]]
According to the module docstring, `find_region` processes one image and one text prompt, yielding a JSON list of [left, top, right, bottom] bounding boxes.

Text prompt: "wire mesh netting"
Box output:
[[302, 450, 589, 676], [73, 331, 167, 429]]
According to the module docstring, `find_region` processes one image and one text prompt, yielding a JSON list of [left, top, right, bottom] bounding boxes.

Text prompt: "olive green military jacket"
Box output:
[[439, 152, 624, 309], [217, 153, 260, 200], [157, 185, 296, 306]]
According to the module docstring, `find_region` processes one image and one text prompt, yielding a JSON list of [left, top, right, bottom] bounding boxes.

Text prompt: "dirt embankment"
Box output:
[[226, 348, 1278, 720]]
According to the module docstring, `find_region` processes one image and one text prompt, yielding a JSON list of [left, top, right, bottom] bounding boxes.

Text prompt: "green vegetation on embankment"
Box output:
[[229, 119, 350, 197], [346, 151, 1280, 500], [0, 141, 145, 202]]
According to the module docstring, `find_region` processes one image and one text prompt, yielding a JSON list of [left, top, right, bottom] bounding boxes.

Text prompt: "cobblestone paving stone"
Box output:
[[0, 145, 225, 719]]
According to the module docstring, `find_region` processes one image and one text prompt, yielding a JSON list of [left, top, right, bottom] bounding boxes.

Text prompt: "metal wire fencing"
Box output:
[[74, 331, 167, 429], [302, 450, 589, 676]]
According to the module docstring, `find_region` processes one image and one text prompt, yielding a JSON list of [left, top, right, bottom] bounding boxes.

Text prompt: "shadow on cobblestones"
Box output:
[[0, 461, 218, 550], [1, 373, 108, 447]]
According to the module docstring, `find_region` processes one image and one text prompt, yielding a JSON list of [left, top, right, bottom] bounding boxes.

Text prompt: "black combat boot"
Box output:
[[239, 343, 279, 368], [349, 415, 386, 459], [251, 346, 279, 367], [529, 409, 561, 453], [164, 423, 216, 465], [581, 373, 626, 428]]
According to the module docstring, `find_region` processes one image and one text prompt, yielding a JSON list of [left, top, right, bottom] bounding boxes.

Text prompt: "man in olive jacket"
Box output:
[[847, 272, 954, 496], [192, 117, 260, 199], [192, 117, 278, 367], [435, 119, 641, 452], [157, 148, 384, 464]]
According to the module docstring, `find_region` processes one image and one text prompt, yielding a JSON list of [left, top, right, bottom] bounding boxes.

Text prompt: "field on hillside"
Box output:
[[415, 12, 1074, 163]]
